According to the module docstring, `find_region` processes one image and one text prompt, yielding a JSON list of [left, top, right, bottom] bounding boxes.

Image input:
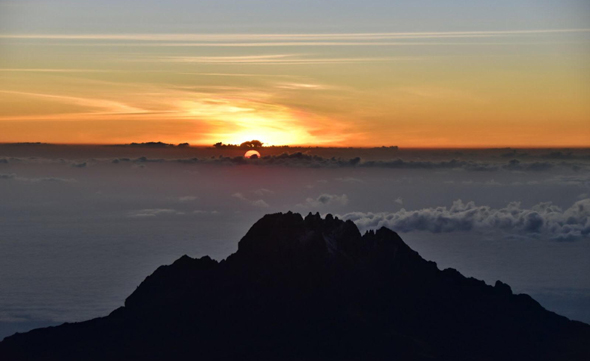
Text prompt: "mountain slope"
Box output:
[[1, 212, 589, 360]]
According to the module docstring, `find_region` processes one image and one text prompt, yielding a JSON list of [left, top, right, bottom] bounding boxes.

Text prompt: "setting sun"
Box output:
[[244, 150, 261, 159]]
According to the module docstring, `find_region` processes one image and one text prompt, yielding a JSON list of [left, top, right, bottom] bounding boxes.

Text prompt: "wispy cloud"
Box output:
[[0, 68, 115, 73], [146, 54, 399, 65], [2, 29, 588, 42], [335, 177, 364, 184], [0, 90, 147, 116], [298, 194, 349, 208], [275, 83, 328, 90], [178, 196, 199, 202], [253, 188, 274, 196], [232, 192, 270, 208], [0, 173, 77, 183], [127, 209, 184, 217]]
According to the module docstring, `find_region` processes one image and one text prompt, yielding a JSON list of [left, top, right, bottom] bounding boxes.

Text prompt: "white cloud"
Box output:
[[232, 192, 269, 208], [0, 173, 16, 180], [0, 173, 77, 183], [127, 209, 183, 218], [341, 199, 590, 241], [178, 196, 199, 202], [251, 199, 270, 208], [299, 193, 349, 208], [335, 177, 364, 184], [253, 188, 274, 196], [193, 210, 220, 215]]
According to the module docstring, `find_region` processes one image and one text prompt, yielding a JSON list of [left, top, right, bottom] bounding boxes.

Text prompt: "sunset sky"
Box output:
[[1, 0, 589, 147]]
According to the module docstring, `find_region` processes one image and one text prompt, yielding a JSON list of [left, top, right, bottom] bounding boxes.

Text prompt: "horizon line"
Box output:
[[1, 142, 589, 150]]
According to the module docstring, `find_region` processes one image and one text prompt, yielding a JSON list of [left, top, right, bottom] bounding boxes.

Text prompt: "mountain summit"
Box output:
[[1, 212, 589, 360]]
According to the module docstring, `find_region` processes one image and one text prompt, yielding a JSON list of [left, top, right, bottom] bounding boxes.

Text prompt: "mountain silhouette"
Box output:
[[1, 212, 589, 360]]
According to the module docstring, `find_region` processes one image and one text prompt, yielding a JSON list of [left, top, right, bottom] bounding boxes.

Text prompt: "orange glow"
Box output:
[[0, 29, 589, 147], [179, 98, 336, 146]]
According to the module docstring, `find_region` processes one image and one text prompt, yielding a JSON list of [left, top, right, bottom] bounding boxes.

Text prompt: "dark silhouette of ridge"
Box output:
[[1, 212, 589, 360]]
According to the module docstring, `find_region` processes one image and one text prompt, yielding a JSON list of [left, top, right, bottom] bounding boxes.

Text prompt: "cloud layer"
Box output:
[[341, 199, 590, 241], [3, 152, 588, 172], [147, 153, 585, 171]]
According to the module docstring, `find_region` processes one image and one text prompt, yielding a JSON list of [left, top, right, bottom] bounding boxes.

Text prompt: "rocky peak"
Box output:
[[235, 212, 407, 265]]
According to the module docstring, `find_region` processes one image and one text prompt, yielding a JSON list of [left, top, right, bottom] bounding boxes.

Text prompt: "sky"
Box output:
[[1, 0, 589, 147]]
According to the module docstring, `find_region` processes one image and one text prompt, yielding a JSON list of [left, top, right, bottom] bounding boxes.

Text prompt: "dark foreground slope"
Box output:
[[1, 212, 589, 360]]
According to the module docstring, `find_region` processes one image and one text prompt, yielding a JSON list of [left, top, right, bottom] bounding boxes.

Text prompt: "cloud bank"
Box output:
[[3, 153, 587, 172], [341, 199, 590, 241], [174, 153, 584, 171]]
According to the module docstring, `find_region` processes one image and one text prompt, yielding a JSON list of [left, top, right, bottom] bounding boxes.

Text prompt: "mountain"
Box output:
[[1, 212, 589, 360]]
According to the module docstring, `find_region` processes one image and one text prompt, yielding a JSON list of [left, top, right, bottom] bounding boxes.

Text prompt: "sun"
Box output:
[[244, 150, 261, 159]]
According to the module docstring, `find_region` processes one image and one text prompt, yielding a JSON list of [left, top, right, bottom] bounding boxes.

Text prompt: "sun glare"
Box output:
[[219, 117, 310, 146]]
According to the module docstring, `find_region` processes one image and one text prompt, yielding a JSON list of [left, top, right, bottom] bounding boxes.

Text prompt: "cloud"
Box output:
[[275, 82, 328, 90], [3, 29, 587, 42], [251, 199, 271, 208], [172, 153, 583, 172], [503, 159, 553, 172], [193, 210, 220, 215], [341, 199, 590, 241], [71, 162, 87, 168], [127, 209, 183, 218], [0, 90, 146, 116], [0, 173, 76, 183], [538, 151, 590, 161], [395, 197, 404, 205], [134, 157, 165, 163], [300, 194, 349, 208], [232, 192, 247, 201], [253, 188, 274, 196], [0, 173, 16, 180], [335, 177, 364, 184], [232, 193, 269, 208], [0, 68, 114, 73], [29, 177, 78, 183], [158, 54, 296, 64], [524, 174, 590, 187], [178, 196, 199, 202], [4, 153, 587, 172], [148, 54, 396, 65]]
